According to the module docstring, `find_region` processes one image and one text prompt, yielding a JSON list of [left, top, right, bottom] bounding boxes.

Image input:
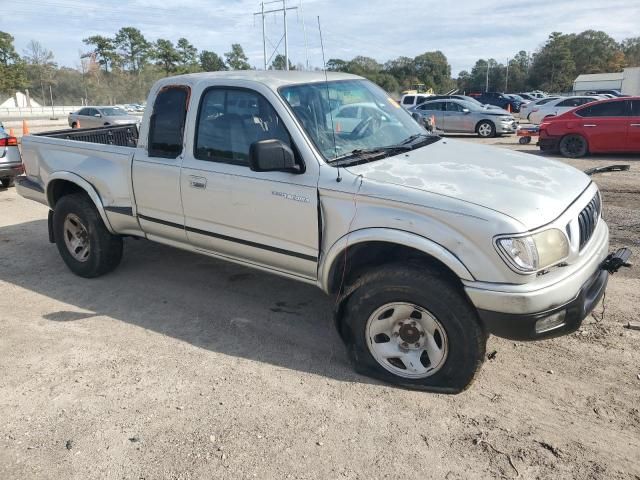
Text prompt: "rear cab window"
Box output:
[[148, 85, 190, 159], [402, 96, 415, 105]]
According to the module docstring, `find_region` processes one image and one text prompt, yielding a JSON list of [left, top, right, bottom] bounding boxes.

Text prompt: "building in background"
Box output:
[[573, 67, 640, 95]]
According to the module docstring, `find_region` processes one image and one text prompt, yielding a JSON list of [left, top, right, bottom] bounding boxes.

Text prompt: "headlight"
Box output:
[[500, 116, 513, 121], [497, 229, 569, 273]]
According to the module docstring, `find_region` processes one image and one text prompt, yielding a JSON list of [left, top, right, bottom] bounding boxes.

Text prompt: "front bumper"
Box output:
[[497, 120, 518, 134], [478, 267, 608, 340], [474, 247, 631, 341]]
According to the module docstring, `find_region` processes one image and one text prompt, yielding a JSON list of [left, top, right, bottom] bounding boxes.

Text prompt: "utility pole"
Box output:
[[485, 61, 491, 92], [300, 0, 309, 70], [505, 58, 509, 92], [253, 0, 298, 70]]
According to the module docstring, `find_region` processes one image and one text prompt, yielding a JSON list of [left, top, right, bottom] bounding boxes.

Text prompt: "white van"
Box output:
[[400, 94, 433, 110]]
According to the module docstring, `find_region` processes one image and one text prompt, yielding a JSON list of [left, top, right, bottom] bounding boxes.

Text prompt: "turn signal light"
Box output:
[[0, 136, 18, 146]]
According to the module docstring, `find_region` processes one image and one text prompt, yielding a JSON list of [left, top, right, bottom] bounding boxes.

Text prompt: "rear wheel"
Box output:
[[1, 176, 15, 187], [340, 264, 486, 393], [559, 134, 588, 158], [476, 120, 496, 138], [53, 193, 123, 278]]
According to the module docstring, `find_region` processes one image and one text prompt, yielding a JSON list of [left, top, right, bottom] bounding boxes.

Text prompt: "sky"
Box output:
[[10, 0, 640, 75]]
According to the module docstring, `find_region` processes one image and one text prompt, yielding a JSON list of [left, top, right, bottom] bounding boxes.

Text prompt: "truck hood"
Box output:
[[345, 139, 590, 229]]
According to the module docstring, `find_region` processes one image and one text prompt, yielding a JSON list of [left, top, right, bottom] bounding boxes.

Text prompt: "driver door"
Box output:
[[180, 86, 319, 280]]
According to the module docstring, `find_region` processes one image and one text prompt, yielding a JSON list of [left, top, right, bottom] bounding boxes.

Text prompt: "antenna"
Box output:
[[317, 15, 341, 182]]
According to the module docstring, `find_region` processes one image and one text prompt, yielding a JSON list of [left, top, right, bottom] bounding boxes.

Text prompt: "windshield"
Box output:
[[101, 107, 128, 116], [280, 79, 427, 162]]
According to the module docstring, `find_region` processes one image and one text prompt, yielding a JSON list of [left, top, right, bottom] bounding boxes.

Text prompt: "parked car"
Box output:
[[68, 106, 139, 129], [410, 99, 517, 137], [528, 96, 601, 125], [515, 93, 537, 101], [331, 102, 400, 134], [0, 130, 23, 187], [469, 92, 523, 113], [16, 71, 631, 392], [423, 95, 501, 110], [399, 93, 433, 110], [585, 90, 627, 97], [519, 96, 561, 121], [538, 97, 640, 157]]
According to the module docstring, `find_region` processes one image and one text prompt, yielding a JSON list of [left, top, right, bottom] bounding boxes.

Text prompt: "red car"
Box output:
[[538, 97, 640, 158]]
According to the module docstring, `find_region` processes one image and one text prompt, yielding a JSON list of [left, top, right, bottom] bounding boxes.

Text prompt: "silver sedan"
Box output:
[[68, 106, 140, 129], [410, 99, 517, 137]]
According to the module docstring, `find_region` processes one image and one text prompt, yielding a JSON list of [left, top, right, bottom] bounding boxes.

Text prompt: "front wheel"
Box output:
[[476, 120, 496, 138], [341, 264, 486, 393], [53, 193, 123, 278], [559, 134, 588, 158]]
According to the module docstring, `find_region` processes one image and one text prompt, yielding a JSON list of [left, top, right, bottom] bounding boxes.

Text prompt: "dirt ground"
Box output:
[[1, 133, 639, 480]]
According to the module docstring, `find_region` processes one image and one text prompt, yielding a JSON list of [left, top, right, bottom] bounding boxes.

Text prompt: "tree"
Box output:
[[176, 38, 198, 71], [622, 37, 640, 67], [83, 35, 119, 72], [224, 44, 250, 70], [413, 51, 454, 92], [569, 30, 624, 74], [23, 40, 57, 105], [270, 54, 293, 70], [199, 50, 227, 72], [326, 58, 348, 72], [528, 32, 576, 92], [0, 31, 27, 95], [115, 27, 150, 73], [153, 39, 180, 75]]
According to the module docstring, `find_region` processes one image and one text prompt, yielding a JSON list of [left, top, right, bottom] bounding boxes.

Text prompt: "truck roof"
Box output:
[[156, 70, 363, 89]]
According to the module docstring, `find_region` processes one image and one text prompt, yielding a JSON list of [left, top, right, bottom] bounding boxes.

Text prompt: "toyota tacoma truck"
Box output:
[[16, 71, 631, 393]]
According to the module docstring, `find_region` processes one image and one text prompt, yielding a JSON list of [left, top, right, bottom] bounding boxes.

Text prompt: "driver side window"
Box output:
[[195, 88, 294, 167]]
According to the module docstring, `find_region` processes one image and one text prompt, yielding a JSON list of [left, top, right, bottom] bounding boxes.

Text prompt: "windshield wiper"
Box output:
[[397, 133, 432, 145], [329, 145, 411, 165]]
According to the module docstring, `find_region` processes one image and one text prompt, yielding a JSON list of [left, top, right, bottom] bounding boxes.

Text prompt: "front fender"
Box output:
[[46, 171, 115, 234], [319, 228, 474, 293]]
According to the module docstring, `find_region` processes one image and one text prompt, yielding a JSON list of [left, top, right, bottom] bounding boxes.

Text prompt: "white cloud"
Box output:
[[11, 0, 640, 74]]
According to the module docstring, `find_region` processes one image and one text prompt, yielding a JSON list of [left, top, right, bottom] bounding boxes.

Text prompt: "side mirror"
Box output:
[[462, 108, 470, 114], [249, 139, 301, 173], [412, 112, 432, 132]]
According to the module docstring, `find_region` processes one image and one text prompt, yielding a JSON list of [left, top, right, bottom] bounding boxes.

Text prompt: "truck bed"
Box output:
[[35, 124, 139, 148]]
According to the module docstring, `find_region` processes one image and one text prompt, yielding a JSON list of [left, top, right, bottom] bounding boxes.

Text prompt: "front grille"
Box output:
[[578, 193, 601, 250]]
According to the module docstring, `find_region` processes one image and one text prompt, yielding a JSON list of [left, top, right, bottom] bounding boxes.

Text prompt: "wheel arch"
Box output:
[[46, 173, 115, 233], [475, 119, 495, 134], [320, 229, 474, 296]]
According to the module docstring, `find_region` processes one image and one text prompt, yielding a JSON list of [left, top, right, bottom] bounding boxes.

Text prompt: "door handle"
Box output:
[[583, 124, 597, 127], [630, 124, 640, 127], [189, 176, 207, 189]]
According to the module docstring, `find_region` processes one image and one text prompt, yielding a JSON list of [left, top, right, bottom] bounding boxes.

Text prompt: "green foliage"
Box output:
[[225, 44, 250, 70], [0, 31, 27, 95], [115, 27, 151, 73], [176, 38, 198, 72], [153, 39, 180, 75], [83, 35, 120, 72], [622, 37, 640, 67], [199, 51, 227, 72], [270, 54, 294, 70]]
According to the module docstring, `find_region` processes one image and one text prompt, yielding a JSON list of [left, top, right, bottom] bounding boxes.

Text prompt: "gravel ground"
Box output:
[[1, 133, 639, 479]]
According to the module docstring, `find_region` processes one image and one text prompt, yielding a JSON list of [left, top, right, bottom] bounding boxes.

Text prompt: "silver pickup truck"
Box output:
[[16, 71, 631, 393]]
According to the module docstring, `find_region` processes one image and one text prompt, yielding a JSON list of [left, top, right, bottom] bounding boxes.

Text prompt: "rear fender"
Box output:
[[46, 171, 115, 233]]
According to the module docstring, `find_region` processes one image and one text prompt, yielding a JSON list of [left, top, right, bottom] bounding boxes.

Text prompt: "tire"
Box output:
[[1, 176, 15, 187], [476, 120, 496, 138], [340, 264, 486, 393], [559, 134, 588, 158], [53, 193, 123, 278], [519, 137, 531, 145]]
